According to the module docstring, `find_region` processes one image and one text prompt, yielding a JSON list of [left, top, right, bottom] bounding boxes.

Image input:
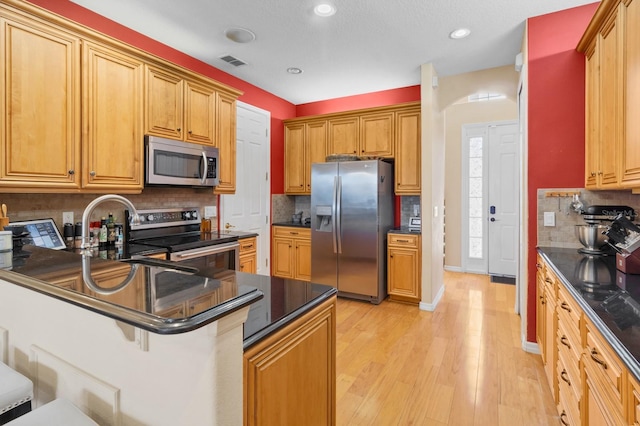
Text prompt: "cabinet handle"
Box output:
[[560, 411, 569, 426], [590, 348, 607, 369], [545, 278, 552, 284], [243, 244, 254, 249], [68, 170, 75, 175], [177, 127, 181, 132], [590, 172, 596, 177], [560, 302, 571, 313], [598, 171, 603, 175], [397, 239, 409, 243], [188, 130, 192, 134], [540, 296, 545, 305], [536, 263, 541, 269], [89, 171, 96, 176], [560, 369, 571, 386], [290, 232, 298, 235], [560, 335, 570, 349]]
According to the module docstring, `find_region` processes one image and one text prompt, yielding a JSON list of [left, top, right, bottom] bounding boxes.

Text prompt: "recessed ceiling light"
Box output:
[[224, 27, 256, 44], [314, 3, 336, 17], [287, 67, 303, 75], [449, 28, 471, 39]]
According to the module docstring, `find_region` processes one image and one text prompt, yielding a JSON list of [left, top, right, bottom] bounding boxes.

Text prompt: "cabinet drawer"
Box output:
[[557, 343, 580, 403], [558, 381, 580, 426], [584, 321, 625, 408], [273, 226, 310, 239], [629, 373, 640, 426], [239, 236, 257, 254], [557, 285, 581, 338], [388, 233, 419, 248], [557, 319, 581, 385]]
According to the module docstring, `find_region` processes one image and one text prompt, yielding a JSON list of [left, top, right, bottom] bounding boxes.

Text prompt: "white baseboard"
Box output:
[[419, 284, 445, 311], [444, 265, 462, 272], [522, 338, 540, 354]]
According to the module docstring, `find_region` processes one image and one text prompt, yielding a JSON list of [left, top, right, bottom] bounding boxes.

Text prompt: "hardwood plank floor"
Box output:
[[336, 271, 558, 425]]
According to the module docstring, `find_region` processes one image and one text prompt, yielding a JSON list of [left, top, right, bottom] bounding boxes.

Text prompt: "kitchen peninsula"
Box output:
[[0, 246, 336, 425]]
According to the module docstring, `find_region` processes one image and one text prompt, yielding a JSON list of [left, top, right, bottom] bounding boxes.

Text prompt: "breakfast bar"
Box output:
[[0, 246, 336, 425]]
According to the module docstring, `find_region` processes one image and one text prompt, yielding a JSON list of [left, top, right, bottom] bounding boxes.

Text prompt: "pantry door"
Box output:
[[220, 102, 270, 275]]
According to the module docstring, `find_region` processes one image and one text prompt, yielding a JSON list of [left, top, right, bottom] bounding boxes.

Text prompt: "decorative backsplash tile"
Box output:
[[271, 194, 296, 223], [537, 188, 640, 248]]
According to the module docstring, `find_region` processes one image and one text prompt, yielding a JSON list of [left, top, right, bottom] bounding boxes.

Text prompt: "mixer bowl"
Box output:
[[575, 224, 609, 253]]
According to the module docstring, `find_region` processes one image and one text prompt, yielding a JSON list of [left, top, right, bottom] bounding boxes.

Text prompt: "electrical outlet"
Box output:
[[62, 211, 74, 225], [543, 211, 555, 227], [204, 206, 217, 218]]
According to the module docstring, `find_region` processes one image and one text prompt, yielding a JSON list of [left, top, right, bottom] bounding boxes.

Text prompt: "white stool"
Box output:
[[0, 361, 33, 424], [6, 399, 98, 425]]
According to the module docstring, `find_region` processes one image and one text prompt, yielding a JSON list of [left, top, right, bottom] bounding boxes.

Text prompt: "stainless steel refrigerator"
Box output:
[[311, 160, 394, 304]]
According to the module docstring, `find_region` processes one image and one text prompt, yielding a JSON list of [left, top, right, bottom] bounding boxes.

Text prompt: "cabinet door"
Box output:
[[214, 92, 237, 194], [360, 112, 394, 158], [306, 120, 328, 192], [239, 254, 257, 274], [184, 81, 215, 145], [598, 8, 622, 188], [387, 246, 419, 302], [395, 109, 421, 194], [144, 65, 183, 140], [536, 263, 546, 359], [82, 41, 144, 190], [272, 237, 294, 278], [544, 290, 557, 403], [585, 41, 600, 189], [621, 0, 640, 186], [294, 238, 311, 281], [284, 123, 306, 194], [327, 117, 359, 156], [0, 16, 81, 188]]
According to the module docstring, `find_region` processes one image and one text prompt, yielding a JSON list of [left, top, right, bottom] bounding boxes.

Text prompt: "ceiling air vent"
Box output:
[[219, 55, 247, 67]]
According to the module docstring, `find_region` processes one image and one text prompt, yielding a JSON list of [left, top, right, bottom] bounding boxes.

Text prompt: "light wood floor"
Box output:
[[335, 271, 558, 425]]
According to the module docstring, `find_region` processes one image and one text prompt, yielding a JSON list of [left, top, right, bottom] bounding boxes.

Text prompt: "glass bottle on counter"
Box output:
[[99, 217, 107, 249], [107, 213, 116, 247]]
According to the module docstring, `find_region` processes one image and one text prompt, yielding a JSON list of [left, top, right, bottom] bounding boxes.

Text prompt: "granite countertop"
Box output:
[[389, 227, 421, 235], [0, 245, 336, 348], [538, 246, 640, 381], [272, 221, 310, 229]]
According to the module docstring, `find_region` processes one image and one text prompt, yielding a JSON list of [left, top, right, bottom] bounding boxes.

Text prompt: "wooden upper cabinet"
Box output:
[[621, 0, 640, 186], [585, 40, 600, 189], [214, 92, 237, 194], [284, 120, 327, 194], [144, 65, 185, 141], [307, 121, 328, 188], [327, 116, 359, 156], [395, 108, 421, 194], [360, 112, 394, 157], [0, 14, 81, 189], [184, 81, 215, 145], [82, 41, 144, 190]]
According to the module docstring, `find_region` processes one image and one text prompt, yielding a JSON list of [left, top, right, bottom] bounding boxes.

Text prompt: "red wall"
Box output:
[[526, 3, 599, 342], [296, 86, 421, 116]]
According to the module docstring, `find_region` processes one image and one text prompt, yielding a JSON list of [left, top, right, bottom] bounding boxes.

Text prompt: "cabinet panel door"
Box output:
[[184, 81, 215, 145], [284, 123, 306, 193], [360, 112, 394, 157], [145, 65, 183, 140], [327, 117, 359, 156], [388, 247, 419, 300], [621, 0, 640, 186], [214, 92, 237, 194], [82, 41, 143, 189], [395, 110, 421, 194], [295, 239, 311, 282], [598, 9, 622, 187], [1, 16, 80, 188], [272, 237, 294, 278], [585, 42, 600, 188], [306, 120, 328, 193]]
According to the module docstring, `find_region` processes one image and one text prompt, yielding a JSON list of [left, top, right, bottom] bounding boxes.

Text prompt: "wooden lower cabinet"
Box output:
[[387, 232, 421, 303], [272, 226, 311, 281], [244, 296, 336, 426], [538, 255, 640, 425], [239, 236, 258, 274]]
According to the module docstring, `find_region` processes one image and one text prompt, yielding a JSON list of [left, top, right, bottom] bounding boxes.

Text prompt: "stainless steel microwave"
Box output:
[[145, 135, 219, 187]]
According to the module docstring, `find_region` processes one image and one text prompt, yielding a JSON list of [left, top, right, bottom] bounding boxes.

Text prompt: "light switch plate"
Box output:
[[62, 211, 74, 225], [543, 211, 555, 227], [204, 206, 217, 218]]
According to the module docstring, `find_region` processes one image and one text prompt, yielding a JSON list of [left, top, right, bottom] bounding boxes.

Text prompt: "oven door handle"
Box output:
[[172, 241, 239, 260]]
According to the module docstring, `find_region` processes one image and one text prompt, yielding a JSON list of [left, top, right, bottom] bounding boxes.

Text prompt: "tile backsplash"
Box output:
[[0, 187, 218, 230], [537, 188, 640, 248]]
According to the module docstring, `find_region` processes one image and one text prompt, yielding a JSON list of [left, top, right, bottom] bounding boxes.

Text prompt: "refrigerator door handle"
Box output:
[[336, 175, 342, 254], [332, 176, 338, 254]]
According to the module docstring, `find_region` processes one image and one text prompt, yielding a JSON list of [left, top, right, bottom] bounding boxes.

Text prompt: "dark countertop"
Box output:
[[272, 221, 310, 229], [389, 227, 422, 235], [0, 245, 336, 349], [538, 246, 640, 381]]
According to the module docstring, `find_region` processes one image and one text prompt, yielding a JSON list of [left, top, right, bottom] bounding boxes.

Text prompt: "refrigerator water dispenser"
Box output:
[[315, 205, 333, 232]]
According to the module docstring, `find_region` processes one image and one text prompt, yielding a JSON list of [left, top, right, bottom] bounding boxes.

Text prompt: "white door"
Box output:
[[487, 123, 519, 277], [461, 121, 519, 276], [221, 102, 270, 275]]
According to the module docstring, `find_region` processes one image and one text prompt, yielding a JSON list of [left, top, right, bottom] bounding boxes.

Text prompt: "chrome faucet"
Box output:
[[80, 194, 141, 252]]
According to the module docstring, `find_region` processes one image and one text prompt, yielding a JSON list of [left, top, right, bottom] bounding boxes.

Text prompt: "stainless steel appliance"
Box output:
[[125, 207, 239, 274], [576, 205, 636, 255], [145, 135, 219, 187], [310, 160, 394, 304]]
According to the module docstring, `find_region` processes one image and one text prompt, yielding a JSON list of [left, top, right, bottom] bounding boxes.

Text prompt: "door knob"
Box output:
[[490, 218, 496, 222], [225, 223, 236, 230]]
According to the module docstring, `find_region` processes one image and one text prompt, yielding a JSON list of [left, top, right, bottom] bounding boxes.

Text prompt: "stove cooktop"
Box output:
[[137, 232, 238, 252]]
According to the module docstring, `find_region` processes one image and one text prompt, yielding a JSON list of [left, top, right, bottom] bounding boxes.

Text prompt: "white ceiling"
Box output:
[[69, 0, 598, 105]]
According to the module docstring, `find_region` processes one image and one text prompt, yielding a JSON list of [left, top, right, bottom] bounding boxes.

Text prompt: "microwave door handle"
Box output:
[[200, 152, 207, 185]]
